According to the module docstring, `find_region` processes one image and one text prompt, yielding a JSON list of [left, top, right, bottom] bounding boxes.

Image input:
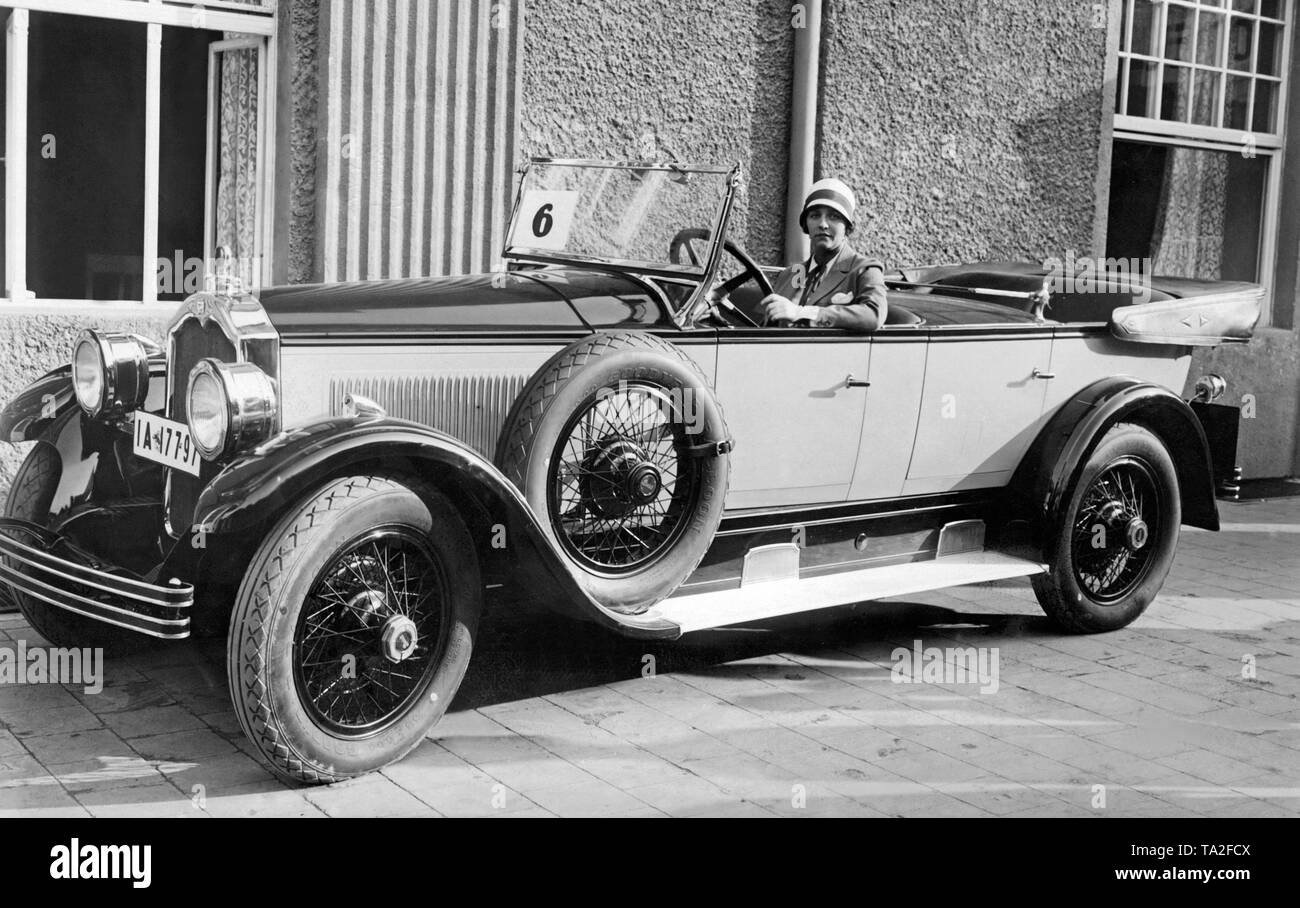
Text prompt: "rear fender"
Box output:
[[189, 415, 680, 640], [1011, 377, 1219, 554]]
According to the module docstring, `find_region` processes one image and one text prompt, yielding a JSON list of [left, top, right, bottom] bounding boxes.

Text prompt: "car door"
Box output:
[[903, 324, 1055, 495], [711, 328, 871, 509]]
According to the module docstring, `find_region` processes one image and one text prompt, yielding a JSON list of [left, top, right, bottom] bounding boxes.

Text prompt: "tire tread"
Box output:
[[228, 474, 406, 785]]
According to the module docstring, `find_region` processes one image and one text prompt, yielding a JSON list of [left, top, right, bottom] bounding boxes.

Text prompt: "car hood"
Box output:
[[254, 268, 672, 338]]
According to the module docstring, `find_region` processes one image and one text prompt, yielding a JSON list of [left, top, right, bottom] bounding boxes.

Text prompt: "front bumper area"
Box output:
[[0, 518, 192, 639]]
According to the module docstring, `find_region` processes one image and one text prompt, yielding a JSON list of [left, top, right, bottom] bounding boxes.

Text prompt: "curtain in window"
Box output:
[[214, 44, 258, 287], [1148, 148, 1229, 280]]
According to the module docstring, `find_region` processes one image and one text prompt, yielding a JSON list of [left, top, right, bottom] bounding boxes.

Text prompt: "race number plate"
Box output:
[[510, 190, 577, 251], [133, 412, 202, 477]]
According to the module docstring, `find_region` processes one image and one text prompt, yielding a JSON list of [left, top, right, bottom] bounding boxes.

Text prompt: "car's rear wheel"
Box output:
[[227, 475, 479, 784], [2, 441, 152, 651], [1032, 423, 1180, 633], [495, 331, 730, 613]]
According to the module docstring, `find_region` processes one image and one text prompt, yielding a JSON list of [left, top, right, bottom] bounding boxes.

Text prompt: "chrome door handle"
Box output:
[[845, 374, 871, 388], [1032, 369, 1056, 380]]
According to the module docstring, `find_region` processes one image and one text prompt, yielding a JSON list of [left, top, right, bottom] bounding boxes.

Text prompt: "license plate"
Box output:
[[133, 412, 202, 477]]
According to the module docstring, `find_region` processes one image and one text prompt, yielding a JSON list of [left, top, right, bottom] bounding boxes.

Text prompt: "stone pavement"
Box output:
[[1, 497, 1297, 818]]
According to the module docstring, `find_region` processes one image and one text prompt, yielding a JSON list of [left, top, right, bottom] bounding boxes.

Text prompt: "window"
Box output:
[[1, 0, 274, 305], [1108, 0, 1293, 323]]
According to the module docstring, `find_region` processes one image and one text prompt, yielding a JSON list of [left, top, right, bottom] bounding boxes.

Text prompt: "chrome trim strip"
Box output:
[[0, 570, 188, 639], [0, 519, 193, 639], [0, 524, 191, 605], [0, 563, 189, 630]]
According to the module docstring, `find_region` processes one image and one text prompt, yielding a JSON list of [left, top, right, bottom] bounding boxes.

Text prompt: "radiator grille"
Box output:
[[329, 372, 530, 459], [166, 318, 237, 534]]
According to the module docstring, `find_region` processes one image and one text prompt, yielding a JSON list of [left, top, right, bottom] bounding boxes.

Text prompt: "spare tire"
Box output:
[[495, 331, 730, 613]]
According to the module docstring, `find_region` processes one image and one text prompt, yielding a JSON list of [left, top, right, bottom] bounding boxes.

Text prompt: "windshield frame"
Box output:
[[501, 158, 741, 289]]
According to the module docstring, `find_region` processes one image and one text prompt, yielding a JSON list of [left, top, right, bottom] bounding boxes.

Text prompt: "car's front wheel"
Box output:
[[227, 475, 479, 784], [1032, 422, 1181, 633]]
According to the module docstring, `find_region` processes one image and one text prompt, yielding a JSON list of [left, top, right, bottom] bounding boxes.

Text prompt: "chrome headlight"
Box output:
[[186, 359, 277, 460], [71, 330, 150, 418]]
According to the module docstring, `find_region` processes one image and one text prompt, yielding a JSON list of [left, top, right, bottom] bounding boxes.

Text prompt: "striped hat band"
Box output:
[[800, 180, 856, 231]]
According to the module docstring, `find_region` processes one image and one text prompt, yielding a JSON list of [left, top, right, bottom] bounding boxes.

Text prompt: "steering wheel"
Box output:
[[668, 228, 772, 328]]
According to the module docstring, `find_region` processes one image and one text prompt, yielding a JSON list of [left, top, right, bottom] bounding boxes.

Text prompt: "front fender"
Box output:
[[191, 415, 681, 640], [2, 355, 166, 444], [1012, 377, 1220, 545], [1, 366, 77, 443]]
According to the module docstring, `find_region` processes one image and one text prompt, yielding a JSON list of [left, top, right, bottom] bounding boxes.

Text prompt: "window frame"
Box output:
[[1, 0, 276, 307], [1111, 0, 1295, 325]]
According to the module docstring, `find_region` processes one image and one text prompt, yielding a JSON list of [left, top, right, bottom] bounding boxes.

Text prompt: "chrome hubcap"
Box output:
[[1125, 517, 1149, 551], [380, 614, 419, 663]]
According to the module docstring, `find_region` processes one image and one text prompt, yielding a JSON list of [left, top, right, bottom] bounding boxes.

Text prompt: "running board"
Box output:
[[647, 551, 1047, 635]]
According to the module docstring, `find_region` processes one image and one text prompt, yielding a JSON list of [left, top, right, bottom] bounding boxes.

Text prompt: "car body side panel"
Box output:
[[1042, 329, 1192, 419], [278, 332, 719, 461], [711, 331, 870, 509], [903, 329, 1053, 494], [278, 343, 570, 458]]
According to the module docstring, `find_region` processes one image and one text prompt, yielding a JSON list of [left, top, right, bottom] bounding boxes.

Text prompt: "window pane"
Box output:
[[27, 13, 146, 301], [1162, 64, 1193, 120], [1107, 140, 1267, 283], [1232, 0, 1257, 11], [158, 27, 224, 302], [1116, 58, 1126, 113], [1253, 78, 1278, 131], [1256, 20, 1282, 73], [1132, 0, 1158, 54], [1228, 15, 1255, 70], [1192, 69, 1223, 125], [1226, 73, 1252, 127], [1259, 0, 1283, 19], [1166, 3, 1195, 60], [1128, 59, 1158, 116], [1197, 9, 1225, 64]]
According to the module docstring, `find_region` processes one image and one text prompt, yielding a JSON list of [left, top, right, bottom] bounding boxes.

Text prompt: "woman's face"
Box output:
[[806, 206, 849, 258]]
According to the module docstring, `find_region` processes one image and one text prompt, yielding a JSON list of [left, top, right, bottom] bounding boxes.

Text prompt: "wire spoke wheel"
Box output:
[[547, 381, 701, 573], [293, 526, 449, 737], [1070, 456, 1162, 605]]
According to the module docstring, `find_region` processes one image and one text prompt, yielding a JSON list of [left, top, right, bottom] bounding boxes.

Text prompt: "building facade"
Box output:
[[1, 0, 1297, 495]]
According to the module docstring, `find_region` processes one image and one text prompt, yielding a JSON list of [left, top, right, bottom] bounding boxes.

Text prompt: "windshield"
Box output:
[[503, 160, 736, 277]]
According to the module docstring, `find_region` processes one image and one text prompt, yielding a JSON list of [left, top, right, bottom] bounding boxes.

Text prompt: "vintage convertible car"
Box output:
[[0, 159, 1260, 783]]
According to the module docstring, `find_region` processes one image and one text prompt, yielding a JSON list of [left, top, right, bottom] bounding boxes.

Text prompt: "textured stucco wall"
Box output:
[[519, 0, 794, 265], [818, 0, 1108, 268], [0, 307, 172, 508]]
